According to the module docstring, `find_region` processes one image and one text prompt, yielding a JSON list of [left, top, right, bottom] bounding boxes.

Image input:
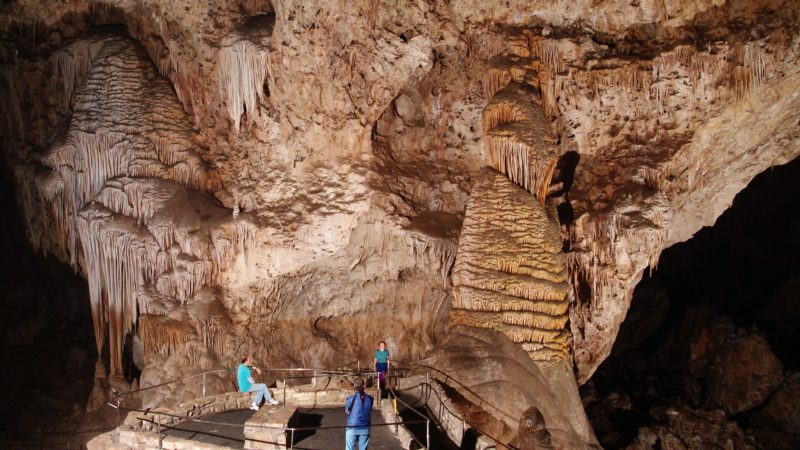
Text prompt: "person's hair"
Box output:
[[353, 377, 365, 392], [240, 355, 249, 364], [379, 340, 386, 346]]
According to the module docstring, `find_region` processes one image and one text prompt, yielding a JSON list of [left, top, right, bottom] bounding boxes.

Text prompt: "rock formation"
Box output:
[[413, 325, 598, 448], [452, 169, 570, 362], [1, 0, 800, 444]]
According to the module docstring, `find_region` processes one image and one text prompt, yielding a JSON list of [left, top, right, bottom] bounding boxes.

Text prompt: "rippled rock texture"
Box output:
[[1, 0, 800, 434]]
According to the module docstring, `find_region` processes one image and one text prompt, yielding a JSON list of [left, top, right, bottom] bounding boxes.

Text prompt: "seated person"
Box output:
[[237, 354, 279, 410]]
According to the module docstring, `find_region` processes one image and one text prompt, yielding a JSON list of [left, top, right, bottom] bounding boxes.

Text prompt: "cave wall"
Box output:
[[1, 0, 799, 397]]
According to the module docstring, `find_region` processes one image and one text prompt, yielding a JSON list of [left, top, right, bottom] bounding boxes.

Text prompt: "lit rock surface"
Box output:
[[452, 169, 570, 361], [413, 325, 598, 448], [1, 0, 800, 434]]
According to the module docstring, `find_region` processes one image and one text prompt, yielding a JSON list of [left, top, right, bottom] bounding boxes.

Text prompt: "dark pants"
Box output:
[[376, 362, 388, 386]]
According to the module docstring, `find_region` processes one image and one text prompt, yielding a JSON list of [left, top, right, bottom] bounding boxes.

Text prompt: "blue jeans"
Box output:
[[345, 428, 370, 450], [247, 383, 272, 405]]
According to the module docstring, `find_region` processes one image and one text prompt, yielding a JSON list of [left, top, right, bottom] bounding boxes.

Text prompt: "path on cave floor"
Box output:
[[164, 407, 405, 449]]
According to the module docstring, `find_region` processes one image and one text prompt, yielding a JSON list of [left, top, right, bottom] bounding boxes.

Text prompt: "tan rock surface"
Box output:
[[1, 0, 800, 429], [413, 325, 598, 448], [452, 169, 571, 361]]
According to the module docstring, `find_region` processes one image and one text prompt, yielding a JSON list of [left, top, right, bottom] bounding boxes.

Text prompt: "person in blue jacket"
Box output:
[[237, 354, 279, 411], [344, 377, 374, 450]]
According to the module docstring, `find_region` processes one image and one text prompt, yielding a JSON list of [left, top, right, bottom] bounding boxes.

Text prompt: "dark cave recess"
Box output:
[[0, 165, 97, 433], [585, 156, 800, 449]]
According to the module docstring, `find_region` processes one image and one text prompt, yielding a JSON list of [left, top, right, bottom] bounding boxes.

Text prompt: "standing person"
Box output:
[[345, 377, 373, 450], [373, 341, 390, 389], [237, 355, 279, 411]]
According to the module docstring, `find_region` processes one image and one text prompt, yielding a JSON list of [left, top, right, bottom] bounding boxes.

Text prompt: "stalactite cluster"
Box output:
[[481, 37, 561, 203], [218, 30, 273, 131], [49, 37, 106, 109], [452, 170, 571, 361], [12, 35, 252, 376]]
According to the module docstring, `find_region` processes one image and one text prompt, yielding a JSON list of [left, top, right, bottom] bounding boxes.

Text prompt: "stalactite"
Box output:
[[529, 40, 564, 75], [409, 235, 458, 288], [218, 39, 271, 131], [49, 37, 105, 108], [507, 34, 530, 58], [9, 34, 259, 377], [138, 314, 194, 361], [465, 32, 504, 64], [565, 194, 671, 311], [0, 65, 24, 140], [187, 287, 231, 358], [482, 82, 560, 202], [482, 55, 527, 99]]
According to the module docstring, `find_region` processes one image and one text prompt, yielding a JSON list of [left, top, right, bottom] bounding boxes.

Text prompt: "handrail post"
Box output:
[[202, 372, 206, 398], [425, 372, 430, 402], [156, 413, 162, 450], [426, 419, 430, 450], [114, 393, 121, 444], [290, 428, 294, 449], [283, 378, 287, 405]]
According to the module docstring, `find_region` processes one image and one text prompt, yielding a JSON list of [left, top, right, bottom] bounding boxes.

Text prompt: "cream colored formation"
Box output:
[[452, 34, 572, 362], [481, 36, 561, 203], [452, 169, 571, 361], [13, 36, 252, 376]]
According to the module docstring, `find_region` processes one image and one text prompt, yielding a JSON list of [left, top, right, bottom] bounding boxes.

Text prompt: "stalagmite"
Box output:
[[452, 169, 571, 361]]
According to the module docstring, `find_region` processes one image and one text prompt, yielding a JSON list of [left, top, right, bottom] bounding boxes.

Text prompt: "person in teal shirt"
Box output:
[[373, 341, 390, 389], [238, 354, 279, 410]]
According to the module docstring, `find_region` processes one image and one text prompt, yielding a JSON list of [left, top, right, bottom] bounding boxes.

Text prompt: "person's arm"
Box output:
[[246, 367, 255, 384], [345, 396, 354, 414], [373, 357, 378, 370]]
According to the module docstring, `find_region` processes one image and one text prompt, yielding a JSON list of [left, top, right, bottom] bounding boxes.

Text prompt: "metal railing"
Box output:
[[415, 364, 520, 426], [107, 398, 431, 449], [107, 364, 409, 447], [382, 361, 525, 450], [388, 374, 517, 450]]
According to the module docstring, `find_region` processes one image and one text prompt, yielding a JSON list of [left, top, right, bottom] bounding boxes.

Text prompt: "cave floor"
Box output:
[[164, 407, 405, 449]]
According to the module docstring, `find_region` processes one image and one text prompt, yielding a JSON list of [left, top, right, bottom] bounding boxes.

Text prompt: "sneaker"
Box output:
[[267, 399, 280, 405], [249, 403, 259, 411]]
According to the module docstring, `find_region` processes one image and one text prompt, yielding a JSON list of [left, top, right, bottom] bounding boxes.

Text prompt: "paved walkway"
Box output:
[[164, 407, 404, 449]]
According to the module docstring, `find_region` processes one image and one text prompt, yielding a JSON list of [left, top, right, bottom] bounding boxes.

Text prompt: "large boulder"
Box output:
[[412, 325, 599, 448], [690, 318, 783, 415], [761, 370, 800, 434], [628, 404, 749, 450]]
